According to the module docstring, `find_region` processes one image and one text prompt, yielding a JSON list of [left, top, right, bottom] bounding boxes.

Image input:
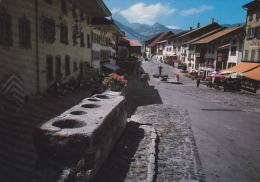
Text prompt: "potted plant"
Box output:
[[102, 73, 127, 91]]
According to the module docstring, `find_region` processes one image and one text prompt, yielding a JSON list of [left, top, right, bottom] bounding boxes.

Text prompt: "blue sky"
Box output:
[[103, 0, 251, 29]]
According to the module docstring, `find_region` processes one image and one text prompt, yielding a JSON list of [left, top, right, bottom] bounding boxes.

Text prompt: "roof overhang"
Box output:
[[218, 44, 230, 50], [90, 18, 125, 37], [67, 0, 112, 17]]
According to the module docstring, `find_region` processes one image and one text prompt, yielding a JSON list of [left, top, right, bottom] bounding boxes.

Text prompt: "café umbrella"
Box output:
[[212, 74, 226, 78], [230, 73, 245, 78]]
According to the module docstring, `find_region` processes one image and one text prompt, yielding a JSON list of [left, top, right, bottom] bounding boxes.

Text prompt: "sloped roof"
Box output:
[[147, 31, 174, 48], [129, 40, 143, 47], [156, 40, 167, 44], [218, 44, 230, 49], [192, 26, 244, 44], [67, 0, 111, 17], [144, 32, 162, 42], [167, 31, 189, 40], [177, 22, 222, 39], [185, 27, 226, 44], [242, 0, 260, 9], [91, 17, 125, 37]]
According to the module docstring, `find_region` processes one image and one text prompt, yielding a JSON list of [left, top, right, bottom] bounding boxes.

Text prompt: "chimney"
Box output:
[[197, 23, 200, 28], [189, 27, 192, 31], [211, 18, 214, 24]]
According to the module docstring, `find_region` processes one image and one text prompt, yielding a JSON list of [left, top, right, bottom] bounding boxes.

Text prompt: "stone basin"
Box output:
[[33, 90, 127, 170]]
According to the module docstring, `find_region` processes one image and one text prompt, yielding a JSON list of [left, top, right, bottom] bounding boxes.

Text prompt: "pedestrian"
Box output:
[[223, 79, 227, 92], [141, 72, 144, 81], [196, 78, 200, 88]]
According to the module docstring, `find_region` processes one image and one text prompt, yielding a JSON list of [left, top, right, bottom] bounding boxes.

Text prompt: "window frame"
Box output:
[[18, 15, 31, 48], [0, 8, 13, 46], [230, 46, 236, 56]]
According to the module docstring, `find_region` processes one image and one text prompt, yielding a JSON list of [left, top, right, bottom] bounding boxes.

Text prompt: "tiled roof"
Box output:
[[147, 31, 174, 48], [185, 27, 226, 44], [177, 22, 222, 39], [129, 40, 143, 47], [192, 26, 244, 44]]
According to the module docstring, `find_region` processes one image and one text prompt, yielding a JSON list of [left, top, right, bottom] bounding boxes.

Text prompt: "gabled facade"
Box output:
[[144, 32, 162, 58], [242, 0, 260, 63], [91, 17, 124, 74], [177, 21, 222, 71], [129, 39, 143, 55], [192, 26, 244, 76], [147, 31, 174, 58]]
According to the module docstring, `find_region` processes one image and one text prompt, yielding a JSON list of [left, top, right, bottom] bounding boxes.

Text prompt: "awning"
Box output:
[[220, 62, 260, 73], [103, 63, 120, 70], [244, 66, 260, 81]]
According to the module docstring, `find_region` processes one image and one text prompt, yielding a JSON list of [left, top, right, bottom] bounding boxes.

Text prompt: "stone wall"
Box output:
[[33, 90, 127, 181]]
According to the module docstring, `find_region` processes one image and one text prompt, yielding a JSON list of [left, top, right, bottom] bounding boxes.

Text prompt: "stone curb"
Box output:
[[146, 127, 157, 182]]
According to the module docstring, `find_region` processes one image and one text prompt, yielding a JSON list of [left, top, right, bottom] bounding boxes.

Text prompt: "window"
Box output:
[[230, 46, 236, 56], [232, 39, 237, 45], [65, 55, 70, 76], [247, 28, 251, 40], [19, 15, 31, 48], [258, 49, 260, 62], [208, 47, 211, 53], [40, 14, 56, 43], [256, 26, 260, 39], [73, 61, 77, 72], [244, 50, 249, 61], [60, 22, 68, 45], [212, 46, 215, 54], [251, 49, 255, 61], [61, 0, 67, 14], [80, 32, 85, 47], [46, 55, 53, 81], [0, 8, 13, 46], [55, 56, 62, 81], [248, 14, 253, 22], [80, 10, 85, 21], [87, 34, 91, 48]]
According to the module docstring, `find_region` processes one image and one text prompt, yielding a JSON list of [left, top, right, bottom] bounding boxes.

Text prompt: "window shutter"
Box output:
[[244, 50, 249, 61], [258, 49, 260, 62], [257, 26, 260, 39], [251, 49, 255, 61], [252, 27, 255, 39], [247, 28, 251, 40]]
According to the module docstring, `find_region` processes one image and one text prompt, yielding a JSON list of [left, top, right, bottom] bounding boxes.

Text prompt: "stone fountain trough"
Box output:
[[33, 91, 127, 181]]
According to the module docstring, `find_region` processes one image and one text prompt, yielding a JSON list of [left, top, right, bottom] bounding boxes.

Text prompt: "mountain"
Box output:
[[112, 12, 185, 48], [221, 22, 245, 28]]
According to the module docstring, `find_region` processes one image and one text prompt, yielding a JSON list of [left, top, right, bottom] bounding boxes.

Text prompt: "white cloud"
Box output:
[[119, 3, 176, 25], [111, 8, 120, 14], [180, 5, 214, 16], [166, 26, 180, 29]]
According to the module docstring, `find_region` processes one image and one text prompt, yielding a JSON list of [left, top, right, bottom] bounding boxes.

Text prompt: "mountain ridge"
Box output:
[[112, 12, 245, 49]]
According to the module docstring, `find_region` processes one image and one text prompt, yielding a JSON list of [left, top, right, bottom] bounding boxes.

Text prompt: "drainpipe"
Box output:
[[35, 0, 40, 93]]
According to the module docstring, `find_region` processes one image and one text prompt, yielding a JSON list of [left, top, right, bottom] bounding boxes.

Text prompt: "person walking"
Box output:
[[140, 72, 144, 81], [196, 78, 200, 88]]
